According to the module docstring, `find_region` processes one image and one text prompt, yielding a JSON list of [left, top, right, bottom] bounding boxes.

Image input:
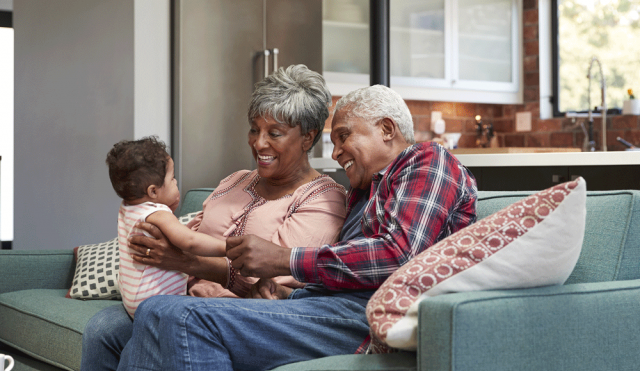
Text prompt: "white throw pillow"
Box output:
[[366, 178, 587, 352]]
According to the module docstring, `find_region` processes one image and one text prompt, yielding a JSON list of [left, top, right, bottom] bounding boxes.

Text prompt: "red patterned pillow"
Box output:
[[366, 178, 586, 352]]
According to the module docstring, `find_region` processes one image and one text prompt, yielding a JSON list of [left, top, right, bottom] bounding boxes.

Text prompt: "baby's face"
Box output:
[[155, 157, 181, 212]]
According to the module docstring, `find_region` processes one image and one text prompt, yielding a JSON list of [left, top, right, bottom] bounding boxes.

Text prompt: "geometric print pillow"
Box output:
[[366, 178, 587, 353], [67, 211, 200, 300], [68, 238, 121, 300]]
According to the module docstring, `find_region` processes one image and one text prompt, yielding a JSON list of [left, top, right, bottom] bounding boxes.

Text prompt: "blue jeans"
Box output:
[[116, 288, 371, 371], [81, 304, 133, 371]]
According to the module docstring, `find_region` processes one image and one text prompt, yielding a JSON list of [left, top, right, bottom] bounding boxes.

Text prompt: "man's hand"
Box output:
[[247, 278, 293, 300], [129, 222, 191, 272], [226, 235, 292, 278]]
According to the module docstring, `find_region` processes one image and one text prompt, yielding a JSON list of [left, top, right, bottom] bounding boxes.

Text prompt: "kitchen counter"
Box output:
[[311, 150, 640, 169], [454, 150, 640, 167], [311, 150, 640, 191], [449, 147, 581, 155]]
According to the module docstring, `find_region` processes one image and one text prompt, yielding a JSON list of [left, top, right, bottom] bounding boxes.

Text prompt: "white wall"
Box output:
[[134, 0, 171, 144], [13, 0, 170, 250], [0, 0, 12, 11], [0, 27, 12, 241]]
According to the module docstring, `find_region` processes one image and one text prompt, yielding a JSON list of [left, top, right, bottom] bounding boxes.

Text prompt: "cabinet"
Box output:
[[323, 0, 522, 104], [469, 165, 640, 191], [174, 0, 322, 194]]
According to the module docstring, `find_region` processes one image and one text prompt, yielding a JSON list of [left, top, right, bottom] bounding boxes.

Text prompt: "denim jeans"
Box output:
[[81, 304, 133, 371], [116, 288, 372, 371]]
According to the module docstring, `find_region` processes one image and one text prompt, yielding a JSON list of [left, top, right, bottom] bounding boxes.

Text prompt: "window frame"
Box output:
[[550, 0, 637, 117], [550, 0, 562, 117]]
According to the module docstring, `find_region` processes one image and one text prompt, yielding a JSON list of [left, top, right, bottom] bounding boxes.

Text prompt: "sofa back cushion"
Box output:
[[477, 190, 640, 283], [177, 188, 215, 216]]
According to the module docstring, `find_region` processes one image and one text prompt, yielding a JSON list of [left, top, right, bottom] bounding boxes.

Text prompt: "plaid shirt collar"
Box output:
[[345, 165, 390, 214]]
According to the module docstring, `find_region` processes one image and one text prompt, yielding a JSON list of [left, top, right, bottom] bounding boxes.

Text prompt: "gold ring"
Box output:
[[146, 248, 150, 256]]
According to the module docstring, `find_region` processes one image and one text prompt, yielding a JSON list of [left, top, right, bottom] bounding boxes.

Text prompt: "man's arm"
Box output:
[[226, 234, 292, 278], [129, 222, 229, 284], [292, 145, 477, 290], [226, 145, 477, 292]]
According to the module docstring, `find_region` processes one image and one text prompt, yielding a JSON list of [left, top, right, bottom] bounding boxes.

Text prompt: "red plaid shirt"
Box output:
[[291, 142, 477, 290]]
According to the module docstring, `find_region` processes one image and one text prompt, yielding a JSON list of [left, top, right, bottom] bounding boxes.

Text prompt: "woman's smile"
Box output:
[[257, 153, 276, 166]]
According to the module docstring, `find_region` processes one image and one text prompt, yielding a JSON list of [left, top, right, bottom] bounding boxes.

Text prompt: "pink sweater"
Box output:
[[187, 170, 346, 298]]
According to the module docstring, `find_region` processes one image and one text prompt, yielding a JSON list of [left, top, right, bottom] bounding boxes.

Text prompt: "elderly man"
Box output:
[[116, 85, 477, 371]]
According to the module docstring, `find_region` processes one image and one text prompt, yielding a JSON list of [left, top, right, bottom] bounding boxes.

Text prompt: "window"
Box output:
[[323, 0, 522, 104], [552, 0, 640, 116]]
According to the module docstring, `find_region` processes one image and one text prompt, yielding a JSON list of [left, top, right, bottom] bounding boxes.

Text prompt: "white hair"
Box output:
[[334, 85, 415, 144]]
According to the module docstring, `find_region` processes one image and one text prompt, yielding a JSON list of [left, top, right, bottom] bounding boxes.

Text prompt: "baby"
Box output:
[[106, 136, 225, 318]]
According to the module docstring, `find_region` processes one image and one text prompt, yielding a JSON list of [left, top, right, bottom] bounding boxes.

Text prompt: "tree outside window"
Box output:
[[554, 0, 640, 114]]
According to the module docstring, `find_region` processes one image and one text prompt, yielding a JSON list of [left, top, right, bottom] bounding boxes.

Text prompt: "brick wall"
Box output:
[[328, 0, 640, 152]]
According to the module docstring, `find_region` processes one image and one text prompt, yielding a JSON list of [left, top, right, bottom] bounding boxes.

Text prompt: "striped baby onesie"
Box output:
[[117, 201, 188, 318]]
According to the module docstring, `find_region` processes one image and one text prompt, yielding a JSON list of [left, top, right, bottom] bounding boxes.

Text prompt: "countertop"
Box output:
[[449, 147, 581, 155], [311, 149, 640, 169]]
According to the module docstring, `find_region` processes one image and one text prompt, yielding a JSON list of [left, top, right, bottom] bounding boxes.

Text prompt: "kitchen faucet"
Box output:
[[587, 56, 607, 151]]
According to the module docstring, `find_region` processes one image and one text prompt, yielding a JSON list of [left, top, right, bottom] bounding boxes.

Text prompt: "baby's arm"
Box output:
[[145, 210, 226, 257]]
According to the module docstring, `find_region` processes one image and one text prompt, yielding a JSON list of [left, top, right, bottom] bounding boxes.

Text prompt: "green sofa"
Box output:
[[2, 188, 640, 371]]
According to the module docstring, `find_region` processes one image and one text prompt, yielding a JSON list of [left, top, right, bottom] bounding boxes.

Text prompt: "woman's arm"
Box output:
[[129, 222, 229, 285], [146, 210, 226, 257]]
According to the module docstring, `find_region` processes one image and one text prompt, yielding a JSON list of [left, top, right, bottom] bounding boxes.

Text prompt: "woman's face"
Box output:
[[248, 116, 314, 182], [154, 157, 181, 212]]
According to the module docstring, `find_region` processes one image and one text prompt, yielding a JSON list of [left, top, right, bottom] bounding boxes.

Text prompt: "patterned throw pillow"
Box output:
[[67, 212, 200, 300], [366, 178, 587, 352], [178, 212, 200, 225], [69, 238, 121, 299]]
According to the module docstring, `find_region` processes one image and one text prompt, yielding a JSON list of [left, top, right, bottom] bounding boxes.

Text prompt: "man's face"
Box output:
[[330, 109, 385, 190]]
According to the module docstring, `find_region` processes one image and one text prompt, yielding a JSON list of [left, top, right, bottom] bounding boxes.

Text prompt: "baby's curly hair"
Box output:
[[106, 136, 170, 201]]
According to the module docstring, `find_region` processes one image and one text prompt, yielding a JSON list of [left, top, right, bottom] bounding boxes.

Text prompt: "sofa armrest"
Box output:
[[418, 279, 640, 371], [0, 250, 75, 294]]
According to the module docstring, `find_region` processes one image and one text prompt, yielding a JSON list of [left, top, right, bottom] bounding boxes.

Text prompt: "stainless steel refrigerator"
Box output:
[[172, 0, 323, 193]]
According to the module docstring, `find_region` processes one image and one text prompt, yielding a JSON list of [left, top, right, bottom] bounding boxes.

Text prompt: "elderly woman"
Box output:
[[81, 65, 346, 371]]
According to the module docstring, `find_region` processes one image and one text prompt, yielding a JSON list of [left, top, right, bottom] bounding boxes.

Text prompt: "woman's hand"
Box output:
[[247, 278, 293, 300], [187, 278, 224, 298], [129, 222, 192, 272]]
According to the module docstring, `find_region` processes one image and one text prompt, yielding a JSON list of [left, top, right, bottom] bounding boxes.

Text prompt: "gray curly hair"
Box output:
[[248, 64, 332, 151], [334, 85, 415, 144]]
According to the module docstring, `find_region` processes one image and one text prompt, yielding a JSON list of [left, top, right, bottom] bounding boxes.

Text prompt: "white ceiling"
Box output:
[[0, 0, 12, 12]]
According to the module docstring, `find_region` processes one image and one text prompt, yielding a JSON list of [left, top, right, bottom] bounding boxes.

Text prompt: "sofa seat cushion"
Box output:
[[0, 289, 121, 371], [0, 343, 64, 371], [269, 353, 416, 371]]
